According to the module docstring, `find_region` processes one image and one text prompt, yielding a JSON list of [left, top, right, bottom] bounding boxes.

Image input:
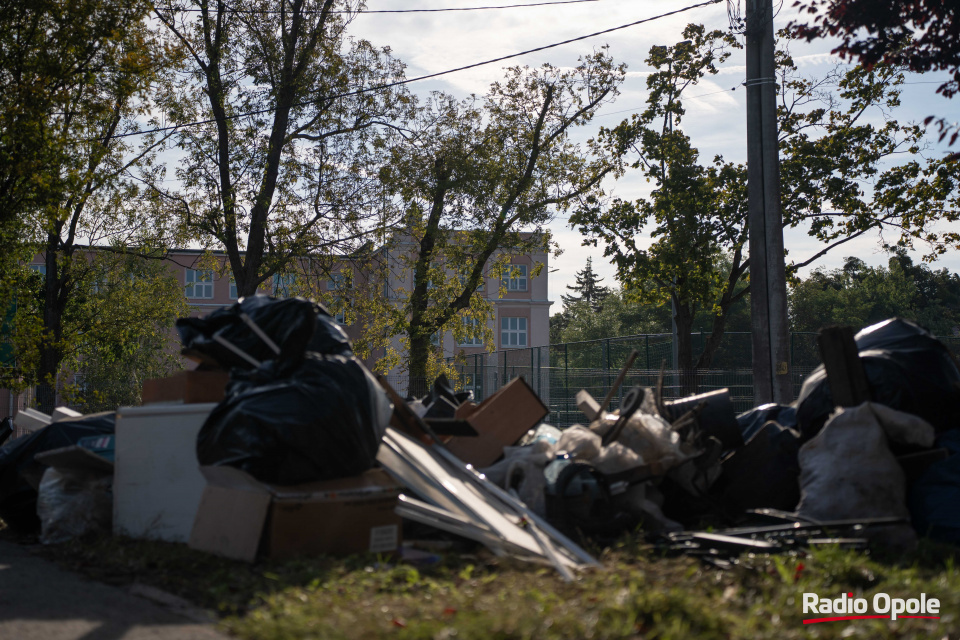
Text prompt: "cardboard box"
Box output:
[[189, 467, 402, 562], [142, 370, 230, 405], [445, 377, 549, 467]]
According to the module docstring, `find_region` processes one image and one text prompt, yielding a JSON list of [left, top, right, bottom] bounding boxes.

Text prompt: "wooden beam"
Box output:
[[817, 326, 870, 407]]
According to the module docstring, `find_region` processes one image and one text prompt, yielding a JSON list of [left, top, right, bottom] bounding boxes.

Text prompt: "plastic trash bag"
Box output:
[[716, 420, 802, 516], [37, 467, 112, 544], [796, 318, 960, 441], [197, 353, 392, 485], [592, 412, 687, 473], [0, 417, 12, 446], [0, 413, 115, 532], [177, 295, 352, 369], [796, 402, 935, 548], [556, 425, 602, 461], [736, 403, 797, 443], [909, 430, 960, 545]]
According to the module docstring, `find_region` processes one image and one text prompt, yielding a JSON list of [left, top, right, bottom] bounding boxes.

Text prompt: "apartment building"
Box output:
[[164, 240, 551, 359], [1, 240, 550, 412]]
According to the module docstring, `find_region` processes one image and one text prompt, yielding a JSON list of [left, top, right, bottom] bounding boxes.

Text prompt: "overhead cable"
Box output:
[[169, 0, 600, 13], [110, 0, 723, 141]]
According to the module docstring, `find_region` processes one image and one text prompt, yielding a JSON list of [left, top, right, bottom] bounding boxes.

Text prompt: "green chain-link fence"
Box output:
[[439, 331, 960, 427]]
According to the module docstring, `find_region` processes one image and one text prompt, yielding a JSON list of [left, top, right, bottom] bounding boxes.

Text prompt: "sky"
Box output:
[[346, 0, 958, 314]]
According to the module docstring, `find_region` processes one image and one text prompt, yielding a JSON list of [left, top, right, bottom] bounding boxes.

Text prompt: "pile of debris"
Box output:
[[1, 304, 959, 579]]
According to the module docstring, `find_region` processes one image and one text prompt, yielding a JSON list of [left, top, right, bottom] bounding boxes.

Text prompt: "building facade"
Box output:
[[1, 240, 550, 414]]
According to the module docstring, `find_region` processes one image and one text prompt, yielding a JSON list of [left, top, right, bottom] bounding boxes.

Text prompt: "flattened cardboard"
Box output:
[[189, 466, 401, 562], [445, 377, 549, 467], [142, 370, 230, 405], [190, 476, 272, 563]]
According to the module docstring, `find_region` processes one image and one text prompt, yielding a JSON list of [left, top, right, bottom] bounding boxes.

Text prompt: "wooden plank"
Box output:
[[817, 326, 870, 407], [575, 390, 601, 422]]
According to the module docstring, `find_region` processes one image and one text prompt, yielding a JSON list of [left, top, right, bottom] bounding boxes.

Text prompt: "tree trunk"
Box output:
[[696, 254, 750, 370], [407, 332, 431, 398], [673, 299, 698, 395], [37, 239, 65, 413]]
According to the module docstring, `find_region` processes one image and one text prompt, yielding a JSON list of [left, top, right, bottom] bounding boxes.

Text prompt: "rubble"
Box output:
[[2, 310, 959, 576]]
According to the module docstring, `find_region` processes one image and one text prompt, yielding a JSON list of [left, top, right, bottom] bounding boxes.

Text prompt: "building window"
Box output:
[[29, 264, 47, 275], [273, 273, 297, 297], [458, 318, 484, 346], [327, 272, 352, 291], [185, 269, 214, 299], [501, 264, 527, 292], [500, 316, 527, 347], [430, 331, 441, 346], [334, 309, 347, 325], [229, 275, 238, 300]]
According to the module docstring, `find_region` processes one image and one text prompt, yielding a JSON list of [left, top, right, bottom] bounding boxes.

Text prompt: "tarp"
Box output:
[[796, 318, 960, 441], [0, 413, 115, 531]]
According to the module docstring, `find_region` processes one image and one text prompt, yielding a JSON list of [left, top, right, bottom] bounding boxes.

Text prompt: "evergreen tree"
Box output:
[[561, 257, 610, 312]]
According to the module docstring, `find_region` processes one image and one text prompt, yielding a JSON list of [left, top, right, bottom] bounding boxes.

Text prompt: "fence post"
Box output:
[[605, 338, 612, 397], [531, 346, 535, 393], [502, 349, 507, 388], [474, 353, 479, 401], [565, 343, 569, 425]]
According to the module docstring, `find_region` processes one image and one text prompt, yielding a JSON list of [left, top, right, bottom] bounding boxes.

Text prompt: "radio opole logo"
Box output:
[[802, 592, 941, 624]]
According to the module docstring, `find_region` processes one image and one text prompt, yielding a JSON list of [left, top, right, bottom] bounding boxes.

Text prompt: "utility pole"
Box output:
[[745, 0, 792, 403]]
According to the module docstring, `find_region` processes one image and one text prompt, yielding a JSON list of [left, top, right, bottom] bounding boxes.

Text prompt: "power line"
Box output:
[[597, 85, 739, 118], [169, 0, 600, 13], [593, 78, 947, 120], [114, 0, 722, 140]]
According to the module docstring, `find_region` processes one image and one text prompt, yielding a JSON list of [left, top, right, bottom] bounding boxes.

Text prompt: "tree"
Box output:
[[790, 0, 960, 148], [561, 257, 610, 312], [349, 53, 624, 394], [554, 287, 669, 345], [151, 0, 412, 298], [0, 0, 153, 236], [790, 252, 960, 335], [0, 0, 180, 411], [571, 25, 747, 379], [550, 280, 752, 370], [572, 25, 960, 379], [5, 250, 187, 411], [66, 253, 187, 412]]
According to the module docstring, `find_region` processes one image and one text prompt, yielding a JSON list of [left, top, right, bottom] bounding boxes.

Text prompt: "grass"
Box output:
[[4, 521, 959, 640]]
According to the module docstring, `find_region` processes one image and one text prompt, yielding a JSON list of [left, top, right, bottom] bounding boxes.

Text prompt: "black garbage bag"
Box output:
[[715, 421, 802, 518], [197, 353, 391, 485], [796, 318, 960, 441], [736, 403, 797, 443], [0, 412, 115, 532], [910, 430, 960, 545], [176, 295, 351, 369], [0, 417, 12, 446]]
